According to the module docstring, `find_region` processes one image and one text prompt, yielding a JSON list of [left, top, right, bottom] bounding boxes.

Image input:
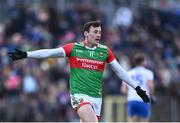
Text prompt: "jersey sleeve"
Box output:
[[107, 47, 115, 63], [62, 43, 74, 57]]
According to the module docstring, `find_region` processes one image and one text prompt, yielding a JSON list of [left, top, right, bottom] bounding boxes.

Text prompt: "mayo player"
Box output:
[[121, 53, 154, 122], [8, 21, 150, 122]]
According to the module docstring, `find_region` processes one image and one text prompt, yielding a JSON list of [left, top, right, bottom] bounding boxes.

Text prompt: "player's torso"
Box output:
[[69, 42, 108, 71], [68, 42, 109, 97], [127, 67, 151, 101]]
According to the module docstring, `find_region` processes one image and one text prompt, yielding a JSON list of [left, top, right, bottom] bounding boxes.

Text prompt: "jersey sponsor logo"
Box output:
[[69, 57, 105, 71], [76, 57, 104, 64], [82, 63, 98, 70], [75, 49, 83, 53]]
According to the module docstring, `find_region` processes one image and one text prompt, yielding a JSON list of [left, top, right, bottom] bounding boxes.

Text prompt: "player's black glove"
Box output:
[[8, 48, 27, 60], [135, 86, 150, 103]]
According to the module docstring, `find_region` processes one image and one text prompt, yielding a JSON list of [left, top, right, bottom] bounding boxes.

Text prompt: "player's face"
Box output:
[[86, 26, 101, 45]]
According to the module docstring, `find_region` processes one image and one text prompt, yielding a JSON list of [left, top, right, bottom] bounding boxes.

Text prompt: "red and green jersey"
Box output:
[[62, 41, 115, 97]]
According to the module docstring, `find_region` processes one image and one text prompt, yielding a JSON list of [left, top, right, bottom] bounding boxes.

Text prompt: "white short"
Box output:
[[70, 94, 102, 116]]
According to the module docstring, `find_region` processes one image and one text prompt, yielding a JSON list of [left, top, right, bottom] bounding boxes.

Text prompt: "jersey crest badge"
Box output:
[[99, 52, 104, 57]]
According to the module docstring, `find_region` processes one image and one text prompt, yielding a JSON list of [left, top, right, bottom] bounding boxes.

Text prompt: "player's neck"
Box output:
[[84, 40, 97, 49], [136, 65, 144, 68]]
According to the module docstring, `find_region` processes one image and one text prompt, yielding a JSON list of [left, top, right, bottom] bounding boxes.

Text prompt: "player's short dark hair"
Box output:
[[83, 20, 101, 32], [134, 53, 145, 66]]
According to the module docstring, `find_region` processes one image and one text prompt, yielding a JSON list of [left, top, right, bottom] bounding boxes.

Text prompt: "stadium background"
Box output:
[[0, 0, 179, 122]]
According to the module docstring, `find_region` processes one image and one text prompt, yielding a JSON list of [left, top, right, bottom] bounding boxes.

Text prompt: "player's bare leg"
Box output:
[[77, 104, 98, 122]]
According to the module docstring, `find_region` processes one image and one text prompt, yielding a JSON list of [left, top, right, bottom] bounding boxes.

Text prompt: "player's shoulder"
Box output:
[[146, 68, 154, 75], [139, 67, 154, 77], [128, 66, 146, 73], [142, 67, 153, 73], [98, 43, 108, 49], [74, 41, 84, 46]]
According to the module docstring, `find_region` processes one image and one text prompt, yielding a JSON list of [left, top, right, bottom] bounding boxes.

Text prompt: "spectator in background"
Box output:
[[22, 68, 39, 95], [112, 7, 133, 28]]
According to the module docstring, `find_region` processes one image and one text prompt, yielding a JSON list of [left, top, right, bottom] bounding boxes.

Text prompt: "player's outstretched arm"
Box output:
[[8, 47, 66, 60], [109, 59, 150, 103]]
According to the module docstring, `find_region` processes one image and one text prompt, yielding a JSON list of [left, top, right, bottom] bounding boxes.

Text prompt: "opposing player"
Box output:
[[121, 53, 154, 122], [8, 20, 150, 122]]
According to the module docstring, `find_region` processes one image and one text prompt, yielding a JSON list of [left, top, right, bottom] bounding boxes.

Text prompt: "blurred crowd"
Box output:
[[0, 1, 180, 122]]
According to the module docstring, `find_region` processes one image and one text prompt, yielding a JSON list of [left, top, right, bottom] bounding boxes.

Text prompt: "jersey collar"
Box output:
[[83, 40, 98, 50]]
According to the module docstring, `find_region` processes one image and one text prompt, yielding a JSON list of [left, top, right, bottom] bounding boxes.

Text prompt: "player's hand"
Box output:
[[8, 48, 27, 60], [135, 86, 150, 103]]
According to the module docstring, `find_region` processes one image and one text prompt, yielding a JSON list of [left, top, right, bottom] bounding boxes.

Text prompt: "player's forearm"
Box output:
[[109, 59, 138, 89], [27, 47, 65, 58], [148, 80, 155, 96]]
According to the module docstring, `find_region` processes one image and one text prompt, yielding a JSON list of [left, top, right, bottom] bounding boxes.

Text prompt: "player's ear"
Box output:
[[84, 31, 89, 38]]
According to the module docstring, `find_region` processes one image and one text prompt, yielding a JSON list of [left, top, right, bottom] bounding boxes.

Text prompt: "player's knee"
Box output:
[[77, 104, 98, 122]]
